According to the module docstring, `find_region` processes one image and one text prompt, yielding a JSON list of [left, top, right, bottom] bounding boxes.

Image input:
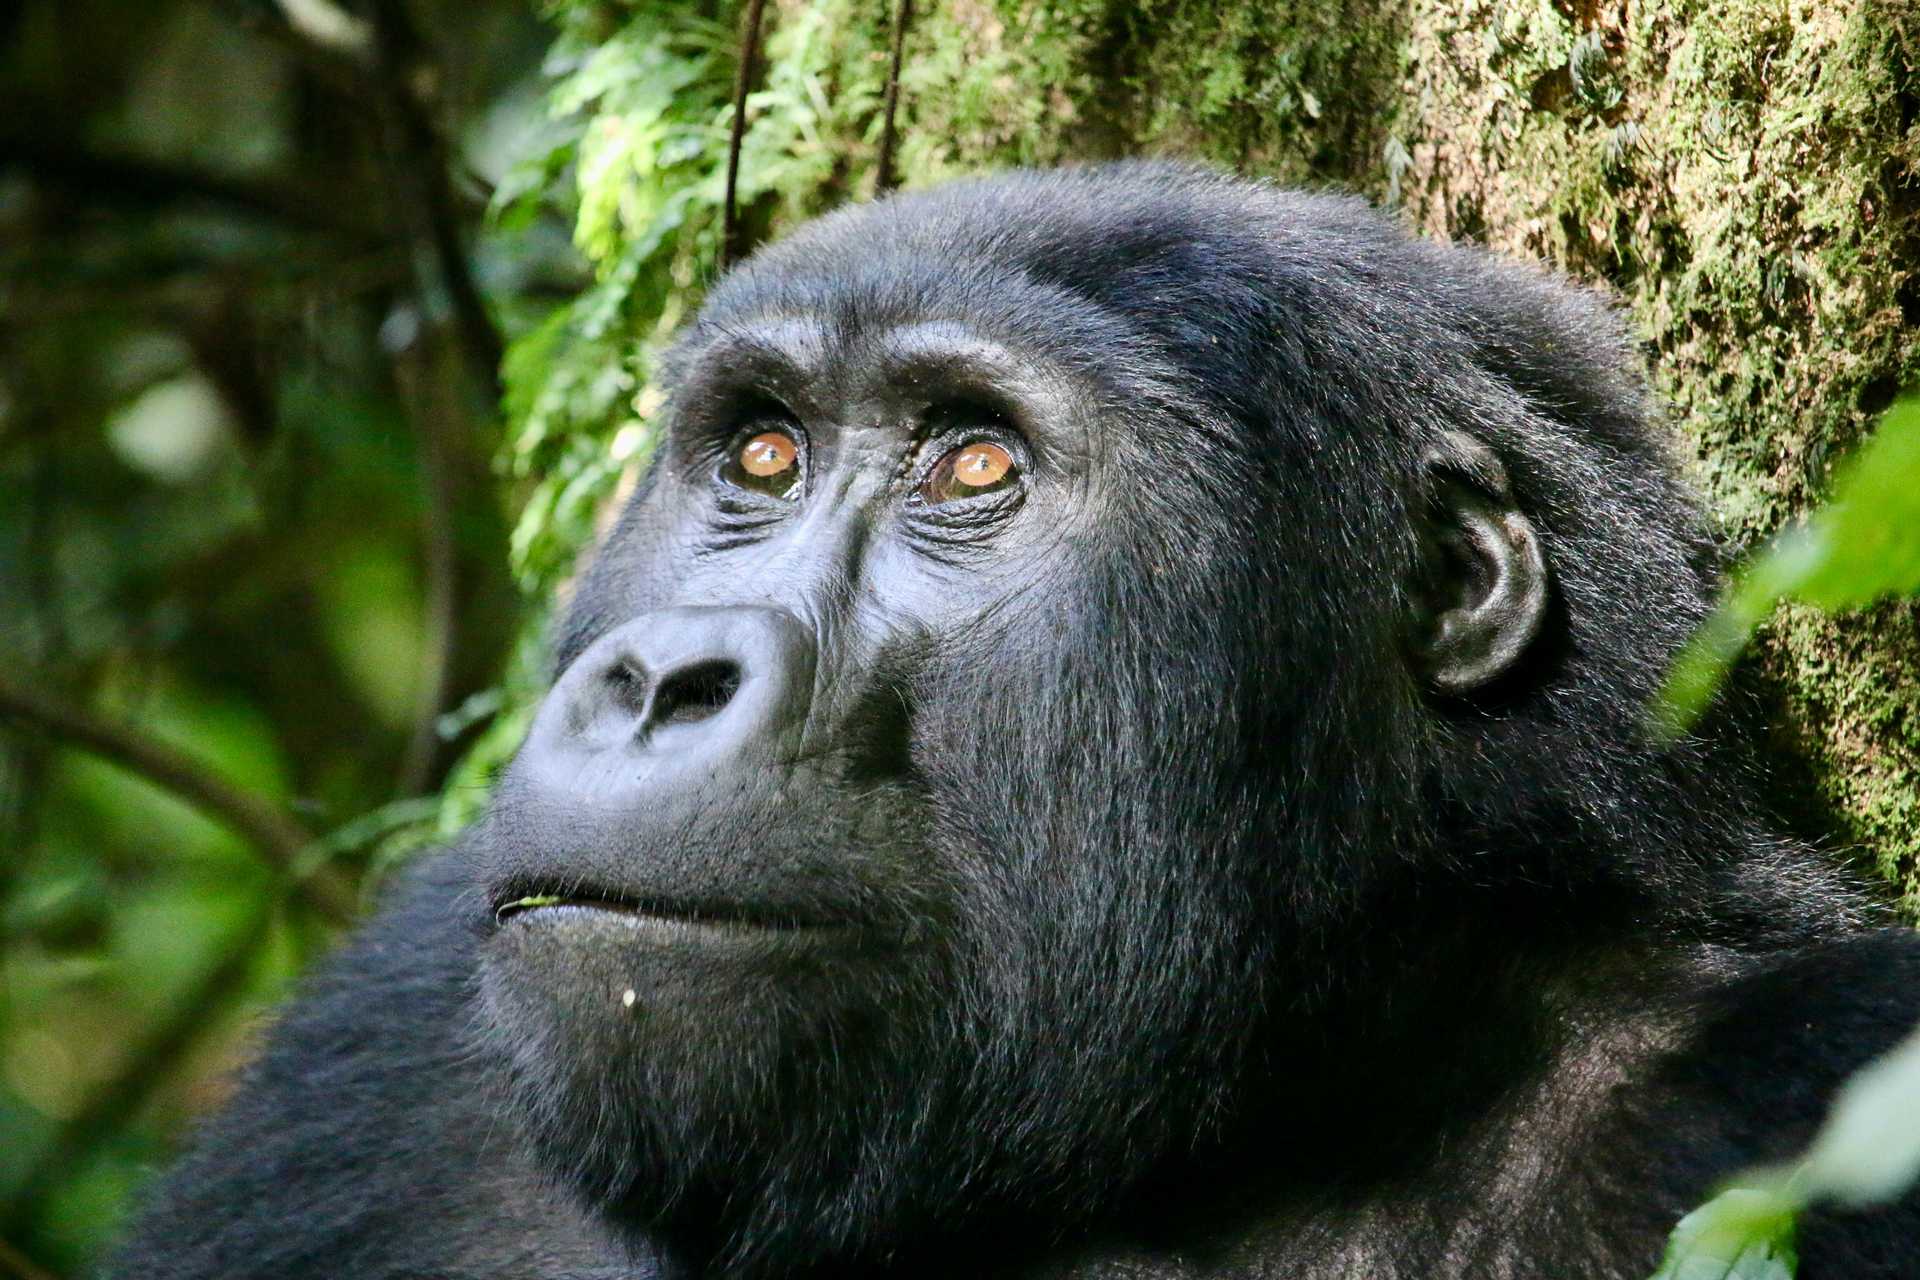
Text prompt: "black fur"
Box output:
[[111, 164, 1920, 1279]]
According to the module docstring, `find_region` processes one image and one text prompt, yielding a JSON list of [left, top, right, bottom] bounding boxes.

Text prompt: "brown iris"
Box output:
[[727, 430, 801, 497], [922, 441, 1018, 505]]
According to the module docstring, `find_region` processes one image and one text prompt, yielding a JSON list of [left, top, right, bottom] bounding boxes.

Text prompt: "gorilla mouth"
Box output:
[[492, 884, 853, 937]]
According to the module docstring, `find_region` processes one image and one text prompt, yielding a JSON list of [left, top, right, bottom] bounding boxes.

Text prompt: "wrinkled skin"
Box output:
[[113, 165, 1920, 1280]]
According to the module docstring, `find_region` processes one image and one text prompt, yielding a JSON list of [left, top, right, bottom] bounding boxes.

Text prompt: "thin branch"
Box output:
[[0, 677, 356, 925], [0, 1236, 61, 1280], [365, 0, 505, 392], [720, 0, 769, 272], [220, 0, 511, 794], [220, 0, 502, 388], [355, 1, 511, 794], [2, 908, 277, 1243], [391, 341, 463, 796], [0, 247, 414, 330], [874, 0, 914, 195], [0, 129, 387, 242]]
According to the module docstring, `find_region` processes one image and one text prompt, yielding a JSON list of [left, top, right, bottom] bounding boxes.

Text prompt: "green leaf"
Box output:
[[498, 895, 564, 914], [292, 797, 443, 895], [1767, 399, 1920, 610], [1795, 1028, 1920, 1208], [1657, 396, 1920, 732], [1649, 1028, 1920, 1279], [1648, 1185, 1798, 1280]]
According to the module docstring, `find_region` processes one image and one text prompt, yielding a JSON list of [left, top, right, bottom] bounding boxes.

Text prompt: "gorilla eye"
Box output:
[[922, 441, 1018, 505], [724, 430, 801, 498]]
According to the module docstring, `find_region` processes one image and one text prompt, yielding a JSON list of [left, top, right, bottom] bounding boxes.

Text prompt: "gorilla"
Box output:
[[114, 164, 1920, 1279]]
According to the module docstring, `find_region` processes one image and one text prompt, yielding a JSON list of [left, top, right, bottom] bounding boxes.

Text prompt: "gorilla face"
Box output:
[[470, 166, 1575, 1274]]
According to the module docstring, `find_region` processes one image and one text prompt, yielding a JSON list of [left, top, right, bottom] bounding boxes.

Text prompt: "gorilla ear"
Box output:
[[1410, 431, 1549, 695]]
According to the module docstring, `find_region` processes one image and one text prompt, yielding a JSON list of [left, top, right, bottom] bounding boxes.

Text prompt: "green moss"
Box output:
[[1355, 0, 1920, 891], [1768, 603, 1920, 896]]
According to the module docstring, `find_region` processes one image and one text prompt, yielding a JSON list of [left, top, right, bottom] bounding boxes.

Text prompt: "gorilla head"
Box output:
[[471, 164, 1757, 1276]]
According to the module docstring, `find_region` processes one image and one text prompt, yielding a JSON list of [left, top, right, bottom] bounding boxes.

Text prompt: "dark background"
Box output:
[[0, 3, 566, 1271]]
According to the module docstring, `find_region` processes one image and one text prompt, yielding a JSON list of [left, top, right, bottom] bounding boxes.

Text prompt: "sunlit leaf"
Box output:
[[1648, 1030, 1920, 1279], [1796, 1027, 1920, 1208], [1649, 1185, 1798, 1280], [1657, 397, 1920, 732]]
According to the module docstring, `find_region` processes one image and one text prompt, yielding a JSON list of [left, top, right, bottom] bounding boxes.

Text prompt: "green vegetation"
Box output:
[[1651, 1020, 1920, 1278], [1663, 397, 1920, 735], [0, 0, 1913, 1273]]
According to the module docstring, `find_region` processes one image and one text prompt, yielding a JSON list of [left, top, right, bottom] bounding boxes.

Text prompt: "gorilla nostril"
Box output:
[[647, 661, 743, 730], [604, 660, 650, 715]]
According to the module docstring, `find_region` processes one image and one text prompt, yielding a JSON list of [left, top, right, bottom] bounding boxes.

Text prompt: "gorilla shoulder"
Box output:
[[111, 162, 1920, 1280]]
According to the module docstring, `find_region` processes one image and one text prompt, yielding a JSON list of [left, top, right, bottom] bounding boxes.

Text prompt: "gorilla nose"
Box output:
[[524, 606, 817, 797], [618, 656, 742, 734]]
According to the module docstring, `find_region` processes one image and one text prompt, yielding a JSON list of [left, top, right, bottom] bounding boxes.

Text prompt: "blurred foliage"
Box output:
[[1647, 395, 1920, 1279], [0, 0, 912, 1269], [0, 0, 557, 1269], [1651, 1187, 1798, 1280], [1661, 396, 1920, 732], [1650, 1025, 1920, 1279]]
